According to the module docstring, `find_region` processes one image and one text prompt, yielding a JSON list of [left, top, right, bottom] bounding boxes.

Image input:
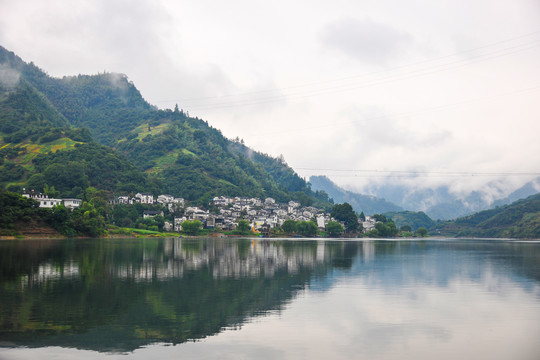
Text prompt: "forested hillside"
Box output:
[[0, 46, 328, 206], [384, 211, 435, 231], [436, 193, 540, 238]]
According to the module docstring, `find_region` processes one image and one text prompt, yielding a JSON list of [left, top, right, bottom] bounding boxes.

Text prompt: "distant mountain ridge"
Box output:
[[436, 192, 540, 238], [356, 177, 540, 220], [309, 175, 402, 214], [310, 172, 540, 221]]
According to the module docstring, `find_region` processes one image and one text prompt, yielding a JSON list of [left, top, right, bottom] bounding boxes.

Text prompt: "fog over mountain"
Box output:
[[309, 175, 402, 215], [1, 0, 539, 201], [342, 176, 540, 220]]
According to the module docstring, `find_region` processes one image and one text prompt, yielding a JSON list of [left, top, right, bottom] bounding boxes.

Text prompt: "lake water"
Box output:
[[1, 237, 539, 360]]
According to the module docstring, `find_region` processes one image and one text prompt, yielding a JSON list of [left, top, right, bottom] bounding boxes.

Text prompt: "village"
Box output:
[[22, 190, 377, 235]]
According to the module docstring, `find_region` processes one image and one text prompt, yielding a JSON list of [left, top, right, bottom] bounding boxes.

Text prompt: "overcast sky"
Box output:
[[1, 0, 539, 197]]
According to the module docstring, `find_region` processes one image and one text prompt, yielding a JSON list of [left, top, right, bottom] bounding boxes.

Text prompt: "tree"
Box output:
[[281, 219, 297, 234], [297, 221, 318, 237], [84, 187, 112, 219], [43, 162, 89, 195], [182, 220, 202, 235], [0, 190, 40, 232], [374, 221, 398, 237], [71, 202, 105, 237], [237, 219, 251, 233], [416, 227, 428, 237], [48, 204, 72, 234], [331, 203, 359, 233], [326, 221, 344, 237], [43, 184, 60, 198], [386, 221, 398, 237], [153, 215, 165, 231]]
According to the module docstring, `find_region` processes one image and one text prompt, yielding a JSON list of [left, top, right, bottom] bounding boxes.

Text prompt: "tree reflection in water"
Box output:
[[0, 238, 357, 352]]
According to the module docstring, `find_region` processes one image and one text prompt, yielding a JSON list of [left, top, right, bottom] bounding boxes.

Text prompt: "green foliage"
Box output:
[[182, 220, 202, 235], [325, 221, 344, 237], [385, 211, 435, 231], [400, 225, 412, 232], [364, 214, 399, 237], [137, 216, 164, 232], [437, 193, 540, 238], [415, 227, 428, 237], [0, 189, 106, 237], [0, 190, 40, 233], [42, 163, 89, 195], [237, 219, 251, 233], [0, 238, 345, 351], [374, 221, 398, 237], [29, 143, 152, 197], [281, 219, 297, 234], [296, 221, 318, 237], [331, 203, 359, 233], [0, 46, 331, 208], [0, 79, 68, 144], [45, 204, 76, 236], [69, 202, 106, 237]]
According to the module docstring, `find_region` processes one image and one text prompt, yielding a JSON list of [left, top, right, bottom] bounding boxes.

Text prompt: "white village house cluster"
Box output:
[[22, 190, 377, 234]]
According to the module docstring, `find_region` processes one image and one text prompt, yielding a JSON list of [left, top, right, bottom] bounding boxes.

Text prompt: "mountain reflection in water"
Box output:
[[0, 238, 357, 352], [1, 238, 539, 359]]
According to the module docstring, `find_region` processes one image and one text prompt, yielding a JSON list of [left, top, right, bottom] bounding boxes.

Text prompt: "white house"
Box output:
[[174, 217, 187, 232], [135, 193, 154, 204], [63, 199, 82, 209], [22, 192, 80, 209], [115, 195, 131, 205], [157, 194, 174, 204], [168, 198, 185, 213], [185, 207, 209, 221], [275, 209, 287, 217], [288, 200, 300, 208], [163, 221, 173, 232], [143, 210, 164, 219], [362, 216, 376, 232], [212, 196, 232, 206], [249, 198, 262, 207], [316, 216, 326, 229], [38, 197, 62, 208]]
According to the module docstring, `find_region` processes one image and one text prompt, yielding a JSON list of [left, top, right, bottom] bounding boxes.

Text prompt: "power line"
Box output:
[[180, 39, 540, 111], [294, 168, 540, 178], [244, 83, 540, 139], [153, 30, 540, 109]]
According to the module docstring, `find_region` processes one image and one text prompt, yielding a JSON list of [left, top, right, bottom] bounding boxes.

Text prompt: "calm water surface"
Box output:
[[1, 237, 539, 359]]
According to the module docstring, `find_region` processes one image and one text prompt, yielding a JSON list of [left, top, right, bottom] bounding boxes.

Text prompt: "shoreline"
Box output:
[[2, 234, 538, 241]]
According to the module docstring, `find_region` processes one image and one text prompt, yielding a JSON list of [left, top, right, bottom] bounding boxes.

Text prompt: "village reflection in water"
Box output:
[[0, 238, 362, 352], [1, 237, 539, 358]]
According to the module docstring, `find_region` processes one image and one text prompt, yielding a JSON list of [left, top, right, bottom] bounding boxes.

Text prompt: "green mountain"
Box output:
[[436, 193, 540, 238], [0, 46, 329, 206], [309, 175, 402, 214], [384, 210, 435, 231]]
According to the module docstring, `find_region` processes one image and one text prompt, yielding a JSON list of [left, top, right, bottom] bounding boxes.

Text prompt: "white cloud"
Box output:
[[1, 0, 539, 198], [0, 63, 20, 88], [319, 17, 413, 66]]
